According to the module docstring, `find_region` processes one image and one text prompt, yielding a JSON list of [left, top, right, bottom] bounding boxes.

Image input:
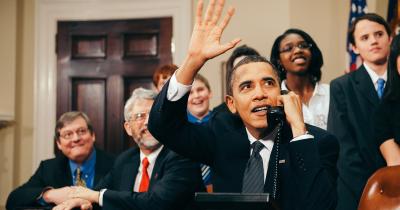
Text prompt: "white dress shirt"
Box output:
[[99, 145, 164, 206], [363, 63, 387, 91], [281, 81, 330, 130]]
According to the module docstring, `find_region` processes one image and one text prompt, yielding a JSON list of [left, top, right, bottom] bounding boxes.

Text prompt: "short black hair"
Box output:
[[348, 13, 391, 46], [226, 55, 280, 96], [270, 28, 323, 84], [385, 33, 400, 100]]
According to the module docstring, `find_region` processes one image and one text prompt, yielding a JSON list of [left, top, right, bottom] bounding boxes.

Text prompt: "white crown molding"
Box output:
[[33, 0, 192, 170]]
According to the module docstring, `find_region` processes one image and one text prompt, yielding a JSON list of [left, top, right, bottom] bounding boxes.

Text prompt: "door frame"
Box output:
[[33, 0, 191, 170]]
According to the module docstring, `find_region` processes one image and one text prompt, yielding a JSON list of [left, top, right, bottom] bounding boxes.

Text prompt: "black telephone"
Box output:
[[265, 90, 287, 200], [266, 106, 285, 129], [266, 90, 287, 128]]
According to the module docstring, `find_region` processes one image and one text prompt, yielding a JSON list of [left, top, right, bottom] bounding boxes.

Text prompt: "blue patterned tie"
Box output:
[[377, 78, 385, 99], [242, 141, 265, 193]]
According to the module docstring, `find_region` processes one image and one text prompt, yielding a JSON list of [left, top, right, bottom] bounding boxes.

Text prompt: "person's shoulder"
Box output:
[[330, 73, 353, 86], [116, 147, 139, 161]]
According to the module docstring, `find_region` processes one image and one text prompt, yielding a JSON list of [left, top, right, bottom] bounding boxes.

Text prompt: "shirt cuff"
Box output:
[[291, 133, 314, 142], [167, 73, 192, 101], [99, 189, 107, 207]]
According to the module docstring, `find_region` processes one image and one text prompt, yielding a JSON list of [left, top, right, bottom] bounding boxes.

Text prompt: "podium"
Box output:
[[195, 192, 279, 210]]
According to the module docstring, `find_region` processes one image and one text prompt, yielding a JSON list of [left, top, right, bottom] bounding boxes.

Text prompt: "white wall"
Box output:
[[192, 0, 389, 108]]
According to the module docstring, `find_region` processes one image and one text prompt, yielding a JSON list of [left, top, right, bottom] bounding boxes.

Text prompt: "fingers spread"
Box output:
[[210, 0, 225, 26], [196, 0, 204, 26], [204, 0, 216, 25], [219, 6, 235, 32]]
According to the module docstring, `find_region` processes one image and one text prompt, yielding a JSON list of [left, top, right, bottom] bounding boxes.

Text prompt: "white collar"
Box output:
[[363, 63, 387, 84], [281, 80, 327, 97], [139, 145, 164, 165], [245, 127, 276, 152]]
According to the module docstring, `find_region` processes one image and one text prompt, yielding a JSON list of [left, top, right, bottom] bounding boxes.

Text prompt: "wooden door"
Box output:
[[56, 18, 172, 155]]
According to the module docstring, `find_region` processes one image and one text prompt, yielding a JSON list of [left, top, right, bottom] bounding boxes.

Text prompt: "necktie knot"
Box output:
[[142, 157, 149, 169], [252, 141, 265, 154], [377, 78, 385, 99]]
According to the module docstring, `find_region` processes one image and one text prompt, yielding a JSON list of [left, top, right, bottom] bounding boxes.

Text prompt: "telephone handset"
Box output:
[[266, 90, 288, 128], [265, 90, 288, 200]]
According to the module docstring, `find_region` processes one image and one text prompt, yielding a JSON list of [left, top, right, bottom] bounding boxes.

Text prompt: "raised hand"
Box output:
[[177, 0, 241, 85]]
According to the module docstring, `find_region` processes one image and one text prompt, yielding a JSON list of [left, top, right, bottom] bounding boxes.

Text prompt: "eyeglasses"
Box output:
[[131, 112, 149, 122], [60, 127, 89, 140], [279, 42, 312, 54]]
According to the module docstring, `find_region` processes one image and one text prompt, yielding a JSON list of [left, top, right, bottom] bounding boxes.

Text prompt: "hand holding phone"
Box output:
[[277, 91, 307, 137]]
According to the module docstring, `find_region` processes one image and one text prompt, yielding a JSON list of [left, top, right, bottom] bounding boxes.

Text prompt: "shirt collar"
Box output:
[[69, 148, 96, 175], [281, 80, 327, 97], [140, 145, 164, 166], [187, 111, 211, 124], [245, 127, 276, 152], [363, 63, 387, 84]]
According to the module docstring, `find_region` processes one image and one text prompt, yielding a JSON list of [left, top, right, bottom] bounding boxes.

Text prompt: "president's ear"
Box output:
[[225, 95, 237, 114]]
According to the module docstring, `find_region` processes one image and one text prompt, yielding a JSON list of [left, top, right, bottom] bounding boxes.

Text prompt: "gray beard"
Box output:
[[136, 137, 161, 151]]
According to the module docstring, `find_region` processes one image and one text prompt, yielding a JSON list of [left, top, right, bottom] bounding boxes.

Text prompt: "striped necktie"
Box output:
[[242, 141, 265, 193]]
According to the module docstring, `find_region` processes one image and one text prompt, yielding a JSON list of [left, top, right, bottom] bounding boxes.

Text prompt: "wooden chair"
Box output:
[[358, 165, 400, 210]]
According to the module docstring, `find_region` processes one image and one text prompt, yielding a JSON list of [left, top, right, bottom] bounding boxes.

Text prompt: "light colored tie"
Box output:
[[75, 167, 87, 187], [377, 78, 385, 99]]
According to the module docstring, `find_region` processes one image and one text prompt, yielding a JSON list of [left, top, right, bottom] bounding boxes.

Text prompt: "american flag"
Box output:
[[347, 0, 368, 73]]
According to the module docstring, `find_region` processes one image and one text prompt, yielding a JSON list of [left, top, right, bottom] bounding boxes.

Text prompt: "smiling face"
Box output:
[[278, 33, 312, 75], [352, 19, 391, 67], [188, 79, 212, 119], [56, 117, 95, 164], [226, 62, 281, 138], [124, 99, 161, 154]]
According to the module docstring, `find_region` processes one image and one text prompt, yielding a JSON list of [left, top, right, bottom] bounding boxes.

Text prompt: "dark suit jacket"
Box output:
[[95, 146, 204, 210], [148, 82, 338, 210], [327, 65, 386, 210], [6, 149, 114, 210]]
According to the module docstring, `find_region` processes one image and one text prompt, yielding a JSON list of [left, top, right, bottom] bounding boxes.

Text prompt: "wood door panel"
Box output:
[[57, 17, 172, 155], [72, 79, 106, 150]]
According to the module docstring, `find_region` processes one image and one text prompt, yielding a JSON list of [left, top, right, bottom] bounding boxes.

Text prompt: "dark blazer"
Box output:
[[6, 149, 114, 210], [328, 65, 386, 210], [148, 82, 338, 210], [95, 146, 204, 210]]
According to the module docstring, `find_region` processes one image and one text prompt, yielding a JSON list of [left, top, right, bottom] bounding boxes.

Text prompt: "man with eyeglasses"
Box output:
[[52, 87, 204, 210], [6, 111, 114, 210]]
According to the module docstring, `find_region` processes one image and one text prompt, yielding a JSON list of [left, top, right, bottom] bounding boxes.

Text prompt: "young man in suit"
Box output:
[[6, 111, 114, 210], [55, 88, 204, 210], [148, 1, 338, 210], [327, 13, 392, 210]]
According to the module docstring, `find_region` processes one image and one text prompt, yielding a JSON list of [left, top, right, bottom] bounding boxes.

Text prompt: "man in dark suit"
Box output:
[[148, 1, 338, 210], [6, 111, 114, 210], [54, 88, 203, 210], [328, 13, 392, 210]]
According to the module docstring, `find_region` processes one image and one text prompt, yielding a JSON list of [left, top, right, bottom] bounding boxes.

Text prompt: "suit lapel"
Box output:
[[353, 66, 380, 107], [94, 149, 106, 185], [149, 147, 168, 189], [56, 155, 73, 186], [120, 150, 140, 191]]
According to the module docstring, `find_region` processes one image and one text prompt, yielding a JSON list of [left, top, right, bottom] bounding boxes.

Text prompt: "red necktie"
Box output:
[[139, 157, 150, 192]]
